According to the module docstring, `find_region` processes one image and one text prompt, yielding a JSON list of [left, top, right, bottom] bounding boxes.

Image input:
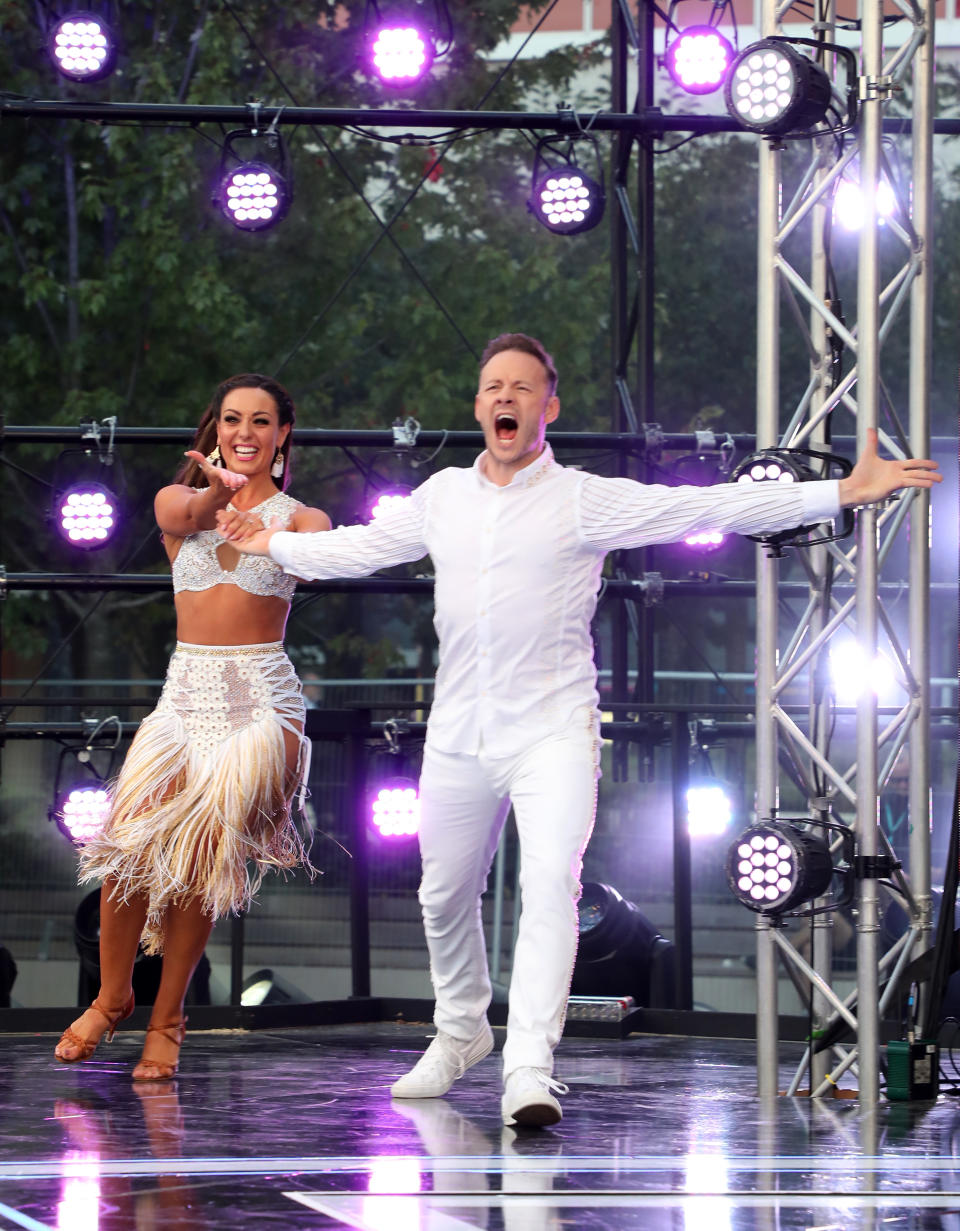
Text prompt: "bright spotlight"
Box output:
[[53, 784, 111, 846], [49, 12, 117, 82], [684, 530, 725, 550], [665, 26, 735, 95], [371, 779, 421, 839], [55, 481, 119, 550], [834, 177, 897, 231], [725, 821, 833, 914], [369, 24, 435, 85], [218, 163, 290, 233], [529, 135, 605, 236], [828, 641, 897, 706], [369, 491, 411, 521], [724, 39, 832, 135], [687, 783, 733, 837]]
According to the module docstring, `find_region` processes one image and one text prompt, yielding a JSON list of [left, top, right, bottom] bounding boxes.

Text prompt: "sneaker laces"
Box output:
[[414, 1032, 469, 1077], [511, 1067, 569, 1096]]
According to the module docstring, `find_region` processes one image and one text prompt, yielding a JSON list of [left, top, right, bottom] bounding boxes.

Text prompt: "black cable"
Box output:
[[921, 753, 960, 1037], [0, 521, 161, 721], [269, 0, 564, 376], [219, 0, 479, 369]]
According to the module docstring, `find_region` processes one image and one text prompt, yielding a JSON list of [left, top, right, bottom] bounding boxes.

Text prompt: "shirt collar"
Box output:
[[474, 442, 557, 491]]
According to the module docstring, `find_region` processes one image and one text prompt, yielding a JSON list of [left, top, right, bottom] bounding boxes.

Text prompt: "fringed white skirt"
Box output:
[[79, 641, 313, 955]]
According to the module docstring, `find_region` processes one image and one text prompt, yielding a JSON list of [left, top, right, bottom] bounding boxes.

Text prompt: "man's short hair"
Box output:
[[479, 333, 558, 397]]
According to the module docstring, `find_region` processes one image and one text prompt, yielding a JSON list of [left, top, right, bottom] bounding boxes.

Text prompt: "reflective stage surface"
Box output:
[[3, 1023, 960, 1229]]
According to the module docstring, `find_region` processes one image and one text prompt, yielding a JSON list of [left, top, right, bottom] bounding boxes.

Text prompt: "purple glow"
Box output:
[[370, 491, 410, 521], [220, 163, 288, 232], [371, 782, 420, 839], [56, 482, 118, 549], [665, 27, 734, 95], [371, 25, 433, 85], [58, 785, 111, 845], [684, 530, 725, 549], [49, 13, 116, 82]]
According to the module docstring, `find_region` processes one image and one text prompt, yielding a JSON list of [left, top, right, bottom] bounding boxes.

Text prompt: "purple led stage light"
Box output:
[[665, 26, 735, 95], [370, 24, 434, 85], [219, 163, 289, 232], [726, 822, 833, 914], [531, 168, 604, 236], [684, 530, 725, 549], [56, 482, 118, 549], [371, 781, 420, 839], [734, 459, 796, 485], [369, 491, 410, 521], [49, 13, 116, 82], [56, 785, 111, 846], [725, 40, 832, 135]]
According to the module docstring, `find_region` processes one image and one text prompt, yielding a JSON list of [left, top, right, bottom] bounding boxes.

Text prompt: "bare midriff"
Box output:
[[173, 586, 290, 646]]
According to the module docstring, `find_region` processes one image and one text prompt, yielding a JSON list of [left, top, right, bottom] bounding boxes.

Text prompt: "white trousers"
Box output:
[[417, 732, 599, 1078]]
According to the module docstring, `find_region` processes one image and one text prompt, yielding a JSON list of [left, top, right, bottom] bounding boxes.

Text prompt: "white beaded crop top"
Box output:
[[171, 490, 302, 601]]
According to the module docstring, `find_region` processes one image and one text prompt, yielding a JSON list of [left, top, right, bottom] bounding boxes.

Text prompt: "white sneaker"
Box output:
[[390, 1023, 494, 1099], [501, 1067, 569, 1128]]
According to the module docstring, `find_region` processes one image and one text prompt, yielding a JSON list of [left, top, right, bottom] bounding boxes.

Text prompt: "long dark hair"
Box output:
[[174, 373, 297, 492]]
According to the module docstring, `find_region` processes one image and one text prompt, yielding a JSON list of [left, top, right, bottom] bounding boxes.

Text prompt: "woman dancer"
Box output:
[[55, 373, 330, 1080]]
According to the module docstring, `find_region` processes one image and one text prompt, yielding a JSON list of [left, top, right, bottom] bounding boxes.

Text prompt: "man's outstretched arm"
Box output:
[[837, 428, 941, 506], [216, 484, 430, 578]]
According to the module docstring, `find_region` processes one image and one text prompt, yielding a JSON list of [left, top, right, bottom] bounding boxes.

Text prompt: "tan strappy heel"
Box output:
[[132, 1018, 187, 1082], [55, 993, 136, 1063]]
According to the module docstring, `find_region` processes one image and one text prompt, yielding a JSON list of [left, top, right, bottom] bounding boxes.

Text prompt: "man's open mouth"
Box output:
[[494, 412, 518, 442]]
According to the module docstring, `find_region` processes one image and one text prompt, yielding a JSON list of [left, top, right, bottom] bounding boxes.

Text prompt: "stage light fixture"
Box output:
[[529, 135, 605, 237], [216, 128, 292, 233], [369, 490, 412, 521], [371, 778, 421, 839], [829, 640, 898, 706], [684, 530, 725, 551], [53, 784, 112, 847], [51, 418, 123, 552], [834, 177, 897, 231], [369, 23, 435, 85], [728, 446, 853, 555], [49, 12, 117, 82], [726, 821, 833, 914], [687, 783, 733, 838], [665, 26, 735, 95], [55, 481, 118, 549], [724, 39, 832, 136], [571, 882, 676, 1008]]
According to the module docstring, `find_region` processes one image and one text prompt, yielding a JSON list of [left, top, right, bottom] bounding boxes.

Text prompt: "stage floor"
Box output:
[[2, 1022, 959, 1229]]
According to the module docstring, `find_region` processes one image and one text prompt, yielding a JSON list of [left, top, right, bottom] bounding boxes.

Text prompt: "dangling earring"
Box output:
[[206, 444, 222, 466], [270, 448, 284, 479]]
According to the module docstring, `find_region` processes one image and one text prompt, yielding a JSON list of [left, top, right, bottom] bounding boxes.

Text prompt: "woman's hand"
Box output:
[[216, 508, 265, 542], [184, 449, 248, 492], [216, 511, 281, 556]]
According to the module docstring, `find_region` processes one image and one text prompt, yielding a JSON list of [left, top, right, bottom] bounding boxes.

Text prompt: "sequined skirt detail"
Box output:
[[78, 642, 313, 955]]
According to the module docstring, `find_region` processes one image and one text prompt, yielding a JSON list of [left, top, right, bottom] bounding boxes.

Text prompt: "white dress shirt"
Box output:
[[270, 445, 840, 759]]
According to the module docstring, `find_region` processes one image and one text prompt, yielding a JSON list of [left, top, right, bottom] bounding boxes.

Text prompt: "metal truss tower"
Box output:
[[750, 0, 935, 1107]]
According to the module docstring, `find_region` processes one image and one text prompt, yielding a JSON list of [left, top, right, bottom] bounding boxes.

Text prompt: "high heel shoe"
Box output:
[[55, 993, 136, 1063], [132, 1019, 187, 1082]]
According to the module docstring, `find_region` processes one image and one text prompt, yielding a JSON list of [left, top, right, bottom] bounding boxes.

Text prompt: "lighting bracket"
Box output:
[[642, 422, 665, 458], [784, 814, 855, 917], [859, 74, 896, 102], [764, 35, 860, 131], [391, 416, 421, 449], [639, 571, 664, 607], [854, 852, 899, 880], [0, 565, 6, 603], [383, 717, 410, 753], [79, 416, 117, 466]]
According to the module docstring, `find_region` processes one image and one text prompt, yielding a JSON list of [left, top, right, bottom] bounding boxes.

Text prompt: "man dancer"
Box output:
[[218, 334, 940, 1127]]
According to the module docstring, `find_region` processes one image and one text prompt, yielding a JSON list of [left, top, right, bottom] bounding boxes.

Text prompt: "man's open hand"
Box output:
[[215, 510, 280, 556], [838, 429, 941, 508]]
